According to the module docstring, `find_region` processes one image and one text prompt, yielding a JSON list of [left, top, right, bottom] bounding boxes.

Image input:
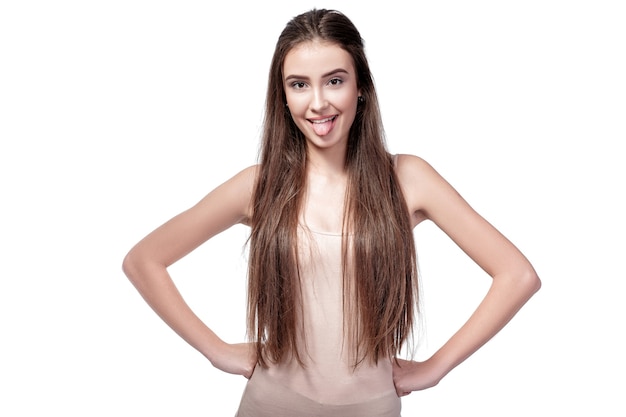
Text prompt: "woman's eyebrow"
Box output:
[[284, 68, 349, 82]]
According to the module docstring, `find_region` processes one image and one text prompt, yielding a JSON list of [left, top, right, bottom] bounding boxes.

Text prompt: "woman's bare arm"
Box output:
[[122, 165, 258, 377], [393, 154, 541, 395]]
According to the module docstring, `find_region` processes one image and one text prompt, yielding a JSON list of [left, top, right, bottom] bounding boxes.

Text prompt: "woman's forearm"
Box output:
[[122, 253, 225, 362], [430, 268, 541, 379]]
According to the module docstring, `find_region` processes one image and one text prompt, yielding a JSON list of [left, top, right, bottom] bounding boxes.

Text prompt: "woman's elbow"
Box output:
[[121, 248, 142, 283], [121, 246, 166, 290], [519, 266, 542, 297]]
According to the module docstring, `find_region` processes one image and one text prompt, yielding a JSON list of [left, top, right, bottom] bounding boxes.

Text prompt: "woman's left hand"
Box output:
[[392, 358, 444, 396]]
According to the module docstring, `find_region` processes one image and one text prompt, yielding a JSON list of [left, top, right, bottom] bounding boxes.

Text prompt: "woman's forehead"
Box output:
[[283, 41, 354, 78]]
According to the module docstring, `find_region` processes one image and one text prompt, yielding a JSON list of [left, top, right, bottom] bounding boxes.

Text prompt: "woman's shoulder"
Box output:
[[392, 153, 450, 225], [214, 164, 259, 195], [223, 164, 260, 188], [194, 164, 259, 227], [393, 153, 438, 180], [232, 164, 260, 183]]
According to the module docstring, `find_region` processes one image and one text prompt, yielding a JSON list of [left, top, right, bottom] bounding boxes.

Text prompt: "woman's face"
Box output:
[[283, 40, 360, 154]]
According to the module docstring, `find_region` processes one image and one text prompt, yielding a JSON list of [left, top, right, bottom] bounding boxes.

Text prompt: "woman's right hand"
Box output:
[[210, 342, 257, 379]]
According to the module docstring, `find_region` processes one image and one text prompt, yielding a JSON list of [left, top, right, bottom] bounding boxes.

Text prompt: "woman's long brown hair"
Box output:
[[248, 9, 418, 367]]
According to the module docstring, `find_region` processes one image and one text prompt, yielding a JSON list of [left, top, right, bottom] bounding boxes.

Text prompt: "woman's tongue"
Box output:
[[311, 117, 335, 136]]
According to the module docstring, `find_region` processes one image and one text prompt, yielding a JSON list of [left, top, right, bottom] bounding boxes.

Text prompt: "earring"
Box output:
[[357, 96, 364, 103]]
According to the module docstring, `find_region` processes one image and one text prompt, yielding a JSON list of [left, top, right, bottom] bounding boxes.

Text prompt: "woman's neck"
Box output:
[[305, 144, 347, 178]]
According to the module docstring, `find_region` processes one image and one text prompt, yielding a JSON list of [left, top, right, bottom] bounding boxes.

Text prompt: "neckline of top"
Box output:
[[299, 222, 346, 237]]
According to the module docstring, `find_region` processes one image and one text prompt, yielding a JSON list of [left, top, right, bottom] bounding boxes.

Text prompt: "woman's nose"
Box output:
[[310, 87, 329, 112]]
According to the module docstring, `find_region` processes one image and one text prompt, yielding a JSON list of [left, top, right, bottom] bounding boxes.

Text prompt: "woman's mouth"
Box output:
[[309, 115, 337, 136]]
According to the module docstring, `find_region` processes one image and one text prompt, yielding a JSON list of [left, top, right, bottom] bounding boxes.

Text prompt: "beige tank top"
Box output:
[[263, 222, 397, 405]]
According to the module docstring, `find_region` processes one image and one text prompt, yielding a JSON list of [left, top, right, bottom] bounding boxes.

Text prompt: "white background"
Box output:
[[1, 0, 624, 415]]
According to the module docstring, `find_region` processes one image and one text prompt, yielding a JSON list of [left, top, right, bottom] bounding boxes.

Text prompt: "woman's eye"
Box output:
[[291, 82, 306, 89], [328, 78, 343, 86]]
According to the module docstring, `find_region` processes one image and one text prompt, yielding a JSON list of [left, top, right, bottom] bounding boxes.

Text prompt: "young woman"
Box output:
[[122, 9, 541, 417]]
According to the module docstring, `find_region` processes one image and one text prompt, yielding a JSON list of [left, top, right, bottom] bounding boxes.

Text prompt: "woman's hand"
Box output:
[[392, 358, 444, 396], [210, 342, 257, 379]]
